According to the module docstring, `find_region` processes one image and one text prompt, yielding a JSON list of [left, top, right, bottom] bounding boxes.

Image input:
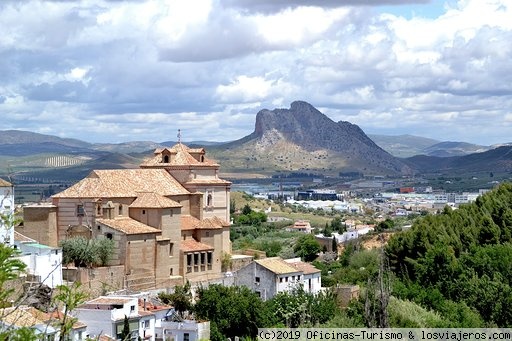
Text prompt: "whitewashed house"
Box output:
[[73, 296, 156, 341], [235, 257, 321, 300]]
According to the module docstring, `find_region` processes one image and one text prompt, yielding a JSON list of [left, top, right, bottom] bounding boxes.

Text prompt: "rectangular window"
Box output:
[[187, 254, 192, 273], [130, 305, 135, 312], [280, 277, 283, 283], [194, 253, 199, 271], [200, 253, 206, 271], [207, 252, 213, 270], [184, 333, 190, 341], [169, 243, 174, 257], [255, 277, 260, 283], [119, 205, 123, 215], [76, 204, 85, 217]]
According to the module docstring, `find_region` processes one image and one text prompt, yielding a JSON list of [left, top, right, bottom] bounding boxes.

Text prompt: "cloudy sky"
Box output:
[[0, 0, 511, 145]]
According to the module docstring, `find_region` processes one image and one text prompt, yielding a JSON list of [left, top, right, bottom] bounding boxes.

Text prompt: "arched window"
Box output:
[[163, 155, 170, 163], [207, 193, 212, 207], [105, 233, 113, 240], [200, 155, 204, 162]]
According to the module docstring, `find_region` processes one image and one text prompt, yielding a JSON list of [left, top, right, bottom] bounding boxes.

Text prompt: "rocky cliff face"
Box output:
[[216, 101, 409, 175]]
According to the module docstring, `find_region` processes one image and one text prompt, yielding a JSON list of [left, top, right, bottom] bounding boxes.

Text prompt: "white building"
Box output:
[[0, 178, 14, 246], [14, 232, 63, 288], [235, 257, 321, 300], [73, 296, 156, 341], [283, 258, 322, 294]]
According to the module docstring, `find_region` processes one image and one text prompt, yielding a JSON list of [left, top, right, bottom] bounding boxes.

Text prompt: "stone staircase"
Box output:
[[125, 268, 156, 291]]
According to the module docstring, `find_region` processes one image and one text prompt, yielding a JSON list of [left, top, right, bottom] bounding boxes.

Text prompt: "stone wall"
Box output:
[[62, 265, 125, 297]]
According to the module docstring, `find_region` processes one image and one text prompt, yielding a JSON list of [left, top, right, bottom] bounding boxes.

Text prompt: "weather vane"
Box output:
[[177, 129, 181, 144]]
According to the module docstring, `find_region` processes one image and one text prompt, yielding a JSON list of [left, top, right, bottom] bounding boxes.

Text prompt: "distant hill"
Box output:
[[369, 134, 440, 158], [209, 101, 409, 176], [0, 130, 91, 148], [404, 145, 512, 173], [422, 141, 490, 157]]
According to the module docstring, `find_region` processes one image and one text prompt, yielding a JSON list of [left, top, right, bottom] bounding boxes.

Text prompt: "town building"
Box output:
[[73, 296, 154, 340], [235, 257, 321, 300], [20, 143, 232, 290]]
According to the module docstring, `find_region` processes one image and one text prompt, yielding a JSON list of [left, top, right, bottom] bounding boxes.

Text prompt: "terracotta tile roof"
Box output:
[[284, 259, 321, 274], [195, 216, 230, 229], [0, 178, 12, 187], [141, 143, 218, 167], [185, 178, 231, 185], [181, 215, 200, 230], [0, 306, 48, 327], [14, 230, 36, 243], [180, 215, 229, 230], [84, 296, 134, 305], [255, 257, 302, 275], [181, 239, 214, 252], [130, 192, 182, 208], [96, 217, 161, 235], [53, 169, 189, 198]]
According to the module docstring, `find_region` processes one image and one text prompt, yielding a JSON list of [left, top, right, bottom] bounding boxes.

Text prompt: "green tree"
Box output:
[[158, 281, 193, 318], [0, 243, 26, 306], [194, 285, 271, 341], [242, 204, 252, 215], [61, 237, 115, 267], [121, 315, 131, 340], [293, 234, 321, 262], [53, 282, 89, 341]]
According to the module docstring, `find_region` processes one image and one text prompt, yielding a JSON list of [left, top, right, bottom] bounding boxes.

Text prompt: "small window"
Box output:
[[76, 204, 85, 217], [170, 268, 173, 276], [286, 277, 288, 282], [163, 155, 170, 163], [142, 209, 146, 215], [280, 277, 283, 283], [184, 333, 190, 341], [130, 305, 135, 312], [118, 205, 123, 215], [106, 233, 113, 240], [206, 193, 212, 207], [255, 277, 260, 283], [205, 231, 210, 237], [169, 243, 174, 256]]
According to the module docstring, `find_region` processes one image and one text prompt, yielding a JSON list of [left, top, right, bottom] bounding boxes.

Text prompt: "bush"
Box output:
[[61, 237, 115, 268]]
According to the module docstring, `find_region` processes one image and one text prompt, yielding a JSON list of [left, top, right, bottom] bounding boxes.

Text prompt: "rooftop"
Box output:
[[53, 169, 190, 198], [96, 217, 161, 235], [255, 257, 302, 275]]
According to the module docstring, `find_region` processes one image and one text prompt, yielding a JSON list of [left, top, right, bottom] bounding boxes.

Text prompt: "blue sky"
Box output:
[[0, 0, 511, 146]]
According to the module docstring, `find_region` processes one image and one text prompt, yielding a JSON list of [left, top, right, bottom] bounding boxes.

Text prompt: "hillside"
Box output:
[[369, 134, 440, 158], [210, 101, 409, 177], [387, 183, 512, 326], [0, 130, 91, 148], [404, 145, 512, 173], [422, 141, 489, 157]]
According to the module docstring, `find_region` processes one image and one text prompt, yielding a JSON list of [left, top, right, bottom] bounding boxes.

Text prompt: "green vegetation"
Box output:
[[61, 236, 115, 267], [387, 182, 512, 326], [293, 234, 321, 262]]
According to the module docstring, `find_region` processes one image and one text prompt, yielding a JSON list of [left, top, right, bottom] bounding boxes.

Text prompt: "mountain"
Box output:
[[422, 141, 490, 157], [369, 134, 441, 158], [369, 134, 491, 158], [0, 130, 91, 148], [404, 145, 512, 173], [209, 101, 409, 176]]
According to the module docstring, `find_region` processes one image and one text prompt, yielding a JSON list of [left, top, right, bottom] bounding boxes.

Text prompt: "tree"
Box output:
[[158, 281, 192, 318], [242, 204, 252, 215], [53, 282, 88, 341], [194, 284, 271, 341], [60, 237, 115, 267], [121, 315, 131, 341], [0, 243, 38, 340], [293, 234, 321, 262]]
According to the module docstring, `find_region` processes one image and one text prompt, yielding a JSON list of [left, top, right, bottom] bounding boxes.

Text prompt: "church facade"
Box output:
[[22, 143, 231, 289]]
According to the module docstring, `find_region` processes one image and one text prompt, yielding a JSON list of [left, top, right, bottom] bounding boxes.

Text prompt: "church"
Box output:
[[21, 142, 231, 289]]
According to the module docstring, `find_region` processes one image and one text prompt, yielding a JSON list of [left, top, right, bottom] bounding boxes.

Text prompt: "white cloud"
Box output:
[[0, 0, 511, 145]]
